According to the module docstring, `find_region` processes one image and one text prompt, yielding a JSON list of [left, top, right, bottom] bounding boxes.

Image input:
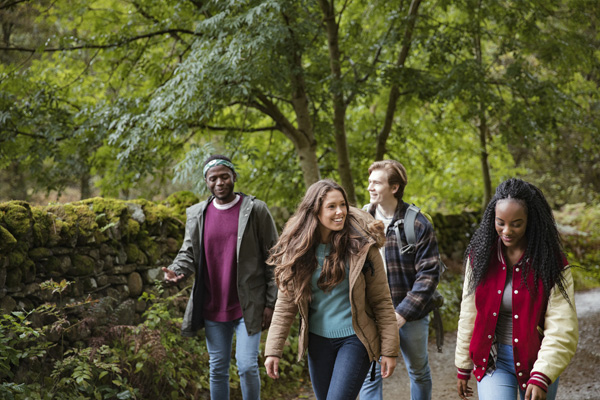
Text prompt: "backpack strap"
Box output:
[[395, 204, 420, 254], [404, 204, 421, 246]]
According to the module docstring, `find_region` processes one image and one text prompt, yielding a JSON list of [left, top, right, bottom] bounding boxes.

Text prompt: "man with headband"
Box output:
[[163, 154, 278, 400]]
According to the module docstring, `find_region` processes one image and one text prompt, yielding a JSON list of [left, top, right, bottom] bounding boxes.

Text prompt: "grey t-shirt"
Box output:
[[496, 268, 514, 345]]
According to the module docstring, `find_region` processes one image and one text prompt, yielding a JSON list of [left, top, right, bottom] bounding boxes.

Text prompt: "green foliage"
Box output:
[[1, 279, 307, 399], [39, 278, 72, 304], [258, 318, 308, 396], [555, 203, 600, 289], [0, 310, 53, 381], [49, 346, 139, 400], [1, 0, 599, 220], [432, 273, 465, 334]]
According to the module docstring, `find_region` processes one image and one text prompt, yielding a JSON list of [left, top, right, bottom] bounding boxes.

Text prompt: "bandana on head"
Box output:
[[203, 159, 236, 178]]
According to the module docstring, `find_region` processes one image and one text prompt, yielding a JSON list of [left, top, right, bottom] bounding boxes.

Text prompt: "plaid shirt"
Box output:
[[366, 201, 441, 321]]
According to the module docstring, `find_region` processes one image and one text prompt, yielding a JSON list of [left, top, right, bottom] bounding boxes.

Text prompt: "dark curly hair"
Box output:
[[464, 178, 570, 302]]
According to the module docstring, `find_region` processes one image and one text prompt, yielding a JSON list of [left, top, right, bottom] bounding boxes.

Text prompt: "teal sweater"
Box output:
[[308, 244, 355, 338]]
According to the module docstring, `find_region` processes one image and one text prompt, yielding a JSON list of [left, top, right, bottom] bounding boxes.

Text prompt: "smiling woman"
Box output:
[[494, 199, 528, 265], [317, 189, 347, 243], [263, 179, 400, 400]]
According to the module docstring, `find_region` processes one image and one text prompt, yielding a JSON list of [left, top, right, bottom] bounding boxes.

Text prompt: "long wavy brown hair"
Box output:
[[267, 179, 367, 304]]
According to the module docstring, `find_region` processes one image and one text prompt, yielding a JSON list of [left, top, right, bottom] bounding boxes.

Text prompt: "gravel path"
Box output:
[[292, 288, 600, 399]]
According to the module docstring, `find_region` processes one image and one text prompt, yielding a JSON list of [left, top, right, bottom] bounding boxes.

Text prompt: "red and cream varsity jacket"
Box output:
[[455, 242, 578, 392]]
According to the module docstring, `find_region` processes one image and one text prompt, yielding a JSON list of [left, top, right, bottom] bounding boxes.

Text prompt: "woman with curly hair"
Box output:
[[455, 178, 578, 400], [264, 179, 399, 400]]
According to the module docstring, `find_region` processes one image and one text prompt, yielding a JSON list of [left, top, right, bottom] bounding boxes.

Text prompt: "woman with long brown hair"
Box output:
[[264, 179, 399, 400]]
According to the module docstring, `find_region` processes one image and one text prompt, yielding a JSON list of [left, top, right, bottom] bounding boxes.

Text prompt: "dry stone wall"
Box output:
[[0, 192, 200, 346]]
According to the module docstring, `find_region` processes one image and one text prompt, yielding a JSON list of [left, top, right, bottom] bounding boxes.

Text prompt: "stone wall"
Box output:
[[0, 194, 479, 347], [431, 211, 480, 271], [0, 192, 200, 346]]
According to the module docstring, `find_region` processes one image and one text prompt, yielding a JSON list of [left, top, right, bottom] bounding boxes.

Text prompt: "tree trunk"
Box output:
[[296, 142, 321, 188], [478, 111, 492, 208], [250, 11, 322, 190], [80, 170, 92, 200], [253, 93, 320, 188], [474, 0, 492, 208], [287, 23, 321, 188], [318, 0, 356, 204], [8, 162, 28, 200], [375, 0, 423, 161]]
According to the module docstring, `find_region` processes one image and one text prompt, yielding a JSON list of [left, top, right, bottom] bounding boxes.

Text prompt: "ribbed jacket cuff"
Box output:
[[528, 372, 551, 392], [457, 368, 472, 380]]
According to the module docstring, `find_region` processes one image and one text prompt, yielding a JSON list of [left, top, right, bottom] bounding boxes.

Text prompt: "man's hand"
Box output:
[[380, 356, 397, 378], [457, 379, 473, 399], [161, 267, 186, 284], [524, 384, 547, 400], [262, 307, 274, 330], [265, 356, 280, 379], [396, 312, 407, 330]]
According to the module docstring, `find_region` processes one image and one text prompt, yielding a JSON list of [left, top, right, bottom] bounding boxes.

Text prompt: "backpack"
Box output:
[[393, 204, 446, 352]]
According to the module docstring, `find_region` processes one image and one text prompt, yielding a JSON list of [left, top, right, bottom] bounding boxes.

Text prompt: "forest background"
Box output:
[[1, 0, 598, 212], [1, 1, 599, 399]]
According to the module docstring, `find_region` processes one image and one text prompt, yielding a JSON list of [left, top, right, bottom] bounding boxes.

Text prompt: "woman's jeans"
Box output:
[[477, 343, 560, 400], [360, 315, 432, 400], [307, 333, 372, 400], [204, 318, 261, 400]]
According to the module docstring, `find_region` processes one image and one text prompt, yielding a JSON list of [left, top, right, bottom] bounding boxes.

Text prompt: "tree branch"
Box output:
[[189, 123, 278, 133], [375, 0, 423, 160], [132, 1, 189, 46], [0, 0, 29, 10], [0, 29, 198, 53], [0, 128, 65, 142], [345, 22, 395, 107]]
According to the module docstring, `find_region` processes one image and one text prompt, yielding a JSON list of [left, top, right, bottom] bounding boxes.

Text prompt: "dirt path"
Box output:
[[292, 288, 600, 399]]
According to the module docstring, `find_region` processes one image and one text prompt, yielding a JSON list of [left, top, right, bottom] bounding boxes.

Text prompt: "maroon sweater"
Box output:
[[202, 199, 243, 322]]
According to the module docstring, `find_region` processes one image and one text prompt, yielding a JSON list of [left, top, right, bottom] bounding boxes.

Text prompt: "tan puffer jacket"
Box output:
[[264, 207, 399, 362]]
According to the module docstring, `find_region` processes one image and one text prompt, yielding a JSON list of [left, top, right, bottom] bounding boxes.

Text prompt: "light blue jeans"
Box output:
[[477, 343, 560, 400], [359, 315, 432, 400], [204, 318, 261, 400]]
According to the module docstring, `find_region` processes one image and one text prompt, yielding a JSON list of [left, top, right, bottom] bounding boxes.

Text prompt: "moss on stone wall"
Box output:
[[69, 254, 95, 276], [1, 201, 32, 238], [163, 191, 199, 217], [0, 225, 17, 252], [125, 243, 142, 264], [0, 193, 193, 321]]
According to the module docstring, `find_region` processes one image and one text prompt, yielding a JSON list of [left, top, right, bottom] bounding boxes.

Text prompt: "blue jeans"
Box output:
[[204, 318, 261, 400], [307, 333, 372, 400], [359, 315, 432, 400], [477, 343, 560, 400]]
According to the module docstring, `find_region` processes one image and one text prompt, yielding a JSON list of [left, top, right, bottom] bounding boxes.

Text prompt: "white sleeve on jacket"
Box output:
[[531, 267, 579, 382], [455, 259, 476, 371]]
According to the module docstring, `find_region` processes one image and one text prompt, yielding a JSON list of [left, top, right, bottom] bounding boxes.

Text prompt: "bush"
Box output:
[[0, 281, 309, 399], [555, 203, 600, 290]]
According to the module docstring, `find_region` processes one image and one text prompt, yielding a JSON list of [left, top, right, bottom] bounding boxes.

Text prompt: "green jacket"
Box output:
[[167, 193, 279, 336]]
